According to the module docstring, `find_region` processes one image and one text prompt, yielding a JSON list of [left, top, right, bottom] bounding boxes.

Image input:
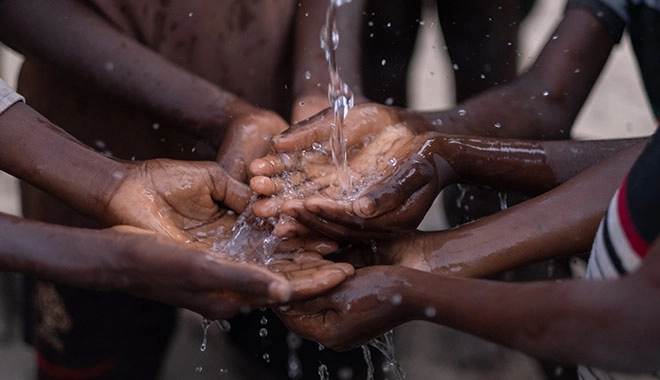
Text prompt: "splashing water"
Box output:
[[368, 330, 406, 379], [321, 0, 354, 192], [211, 204, 281, 265]]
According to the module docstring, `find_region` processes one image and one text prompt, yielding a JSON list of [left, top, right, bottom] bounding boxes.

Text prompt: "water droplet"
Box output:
[[480, 74, 486, 79], [105, 62, 114, 71], [219, 368, 229, 374], [152, 122, 160, 130], [425, 306, 437, 317], [259, 328, 268, 338], [386, 22, 391, 27], [543, 91, 549, 97], [494, 122, 501, 129], [262, 353, 271, 363], [188, 12, 193, 17], [418, 20, 425, 25], [452, 63, 459, 71], [318, 364, 330, 380], [312, 142, 323, 152], [304, 12, 309, 16], [381, 59, 386, 66], [367, 21, 374, 27], [457, 109, 467, 116], [195, 366, 203, 373], [299, 101, 305, 106], [391, 293, 402, 305], [318, 343, 325, 351], [384, 97, 394, 105], [387, 158, 397, 166], [94, 139, 106, 149], [304, 70, 312, 80], [552, 35, 559, 40], [574, 68, 581, 74], [260, 316, 268, 325], [215, 319, 231, 332]]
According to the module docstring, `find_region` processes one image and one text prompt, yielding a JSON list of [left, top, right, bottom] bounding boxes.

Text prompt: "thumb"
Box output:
[[206, 163, 254, 213]]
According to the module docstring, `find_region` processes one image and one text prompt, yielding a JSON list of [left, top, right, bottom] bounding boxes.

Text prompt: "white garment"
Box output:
[[0, 77, 24, 115]]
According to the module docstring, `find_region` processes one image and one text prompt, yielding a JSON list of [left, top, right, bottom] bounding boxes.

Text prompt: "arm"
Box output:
[[0, 212, 353, 320], [280, 253, 660, 373], [421, 5, 618, 139], [249, 111, 645, 237], [0, 0, 279, 146], [0, 97, 253, 243]]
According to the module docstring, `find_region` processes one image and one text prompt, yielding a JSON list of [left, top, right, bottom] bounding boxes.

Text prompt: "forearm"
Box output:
[[421, 142, 644, 277], [428, 133, 646, 193], [0, 0, 251, 143], [0, 212, 117, 289], [419, 7, 615, 139], [0, 102, 125, 218], [397, 265, 660, 372]]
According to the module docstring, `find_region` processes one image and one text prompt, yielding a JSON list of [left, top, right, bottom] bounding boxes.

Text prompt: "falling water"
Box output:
[[321, 0, 354, 191]]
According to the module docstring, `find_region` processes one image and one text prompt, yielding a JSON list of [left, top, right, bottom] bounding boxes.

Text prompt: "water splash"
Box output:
[[212, 205, 281, 265], [368, 330, 406, 379]]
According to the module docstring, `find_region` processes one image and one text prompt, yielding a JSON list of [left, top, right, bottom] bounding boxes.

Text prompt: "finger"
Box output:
[[202, 258, 292, 303], [285, 204, 388, 241], [249, 171, 311, 197], [353, 159, 435, 218], [287, 264, 355, 300], [272, 110, 334, 151], [272, 215, 314, 238], [207, 163, 253, 213], [253, 197, 282, 218], [276, 238, 338, 255], [249, 154, 287, 177]]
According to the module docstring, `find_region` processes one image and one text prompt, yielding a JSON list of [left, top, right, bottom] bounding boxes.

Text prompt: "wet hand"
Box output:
[[216, 108, 289, 182], [106, 225, 352, 320], [105, 158, 253, 244], [276, 266, 408, 351], [290, 94, 333, 124], [250, 108, 456, 239]]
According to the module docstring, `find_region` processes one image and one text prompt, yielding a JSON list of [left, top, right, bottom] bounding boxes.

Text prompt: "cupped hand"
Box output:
[[250, 111, 457, 239], [105, 225, 353, 320], [105, 158, 253, 244], [216, 108, 289, 183], [276, 266, 407, 352], [290, 94, 333, 124]]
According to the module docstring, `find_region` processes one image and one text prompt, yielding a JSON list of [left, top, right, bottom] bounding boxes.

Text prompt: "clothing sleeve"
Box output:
[[566, 0, 627, 43], [0, 78, 25, 115]]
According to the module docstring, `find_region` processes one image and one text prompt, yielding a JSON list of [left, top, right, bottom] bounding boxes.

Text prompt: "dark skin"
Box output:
[[277, 237, 660, 372], [250, 104, 644, 238], [249, 6, 649, 239], [274, 150, 660, 372], [0, 96, 355, 319]]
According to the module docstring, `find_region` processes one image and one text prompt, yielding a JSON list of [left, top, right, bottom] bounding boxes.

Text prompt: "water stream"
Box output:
[[321, 0, 354, 192]]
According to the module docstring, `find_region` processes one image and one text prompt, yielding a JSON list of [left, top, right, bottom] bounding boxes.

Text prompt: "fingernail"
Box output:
[[356, 197, 375, 217], [269, 281, 291, 302]]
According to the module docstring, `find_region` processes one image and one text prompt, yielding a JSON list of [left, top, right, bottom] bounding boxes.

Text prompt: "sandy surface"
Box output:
[[0, 0, 656, 378]]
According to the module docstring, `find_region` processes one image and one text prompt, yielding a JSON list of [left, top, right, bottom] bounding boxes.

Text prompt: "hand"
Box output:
[[216, 108, 289, 182], [250, 104, 455, 239], [276, 266, 407, 351], [290, 94, 333, 124], [102, 226, 354, 320], [105, 158, 253, 244]]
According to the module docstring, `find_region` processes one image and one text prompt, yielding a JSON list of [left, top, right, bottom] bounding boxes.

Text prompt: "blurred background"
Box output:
[[0, 0, 655, 378]]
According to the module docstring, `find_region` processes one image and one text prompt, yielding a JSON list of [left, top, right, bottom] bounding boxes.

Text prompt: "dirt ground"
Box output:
[[0, 0, 655, 379]]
